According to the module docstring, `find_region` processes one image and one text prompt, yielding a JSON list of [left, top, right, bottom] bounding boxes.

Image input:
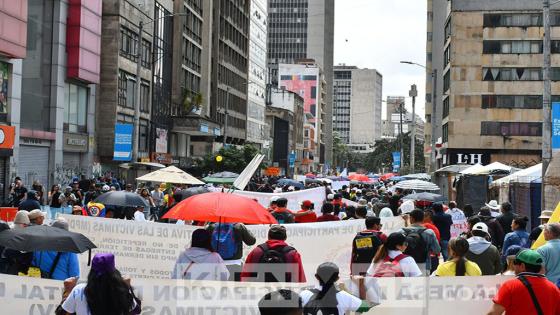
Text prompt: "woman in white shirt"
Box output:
[[367, 232, 422, 277]]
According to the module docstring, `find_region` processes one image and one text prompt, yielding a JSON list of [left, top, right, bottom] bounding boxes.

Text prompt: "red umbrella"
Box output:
[[163, 192, 277, 224], [305, 173, 316, 178], [348, 173, 371, 182], [380, 173, 396, 181]]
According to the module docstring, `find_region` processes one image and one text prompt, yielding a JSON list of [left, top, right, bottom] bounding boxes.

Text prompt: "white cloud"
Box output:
[[335, 0, 427, 119]]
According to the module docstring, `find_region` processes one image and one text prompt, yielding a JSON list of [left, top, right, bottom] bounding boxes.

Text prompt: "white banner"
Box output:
[[0, 274, 511, 314], [332, 180, 350, 191], [63, 215, 405, 281], [233, 187, 327, 213]]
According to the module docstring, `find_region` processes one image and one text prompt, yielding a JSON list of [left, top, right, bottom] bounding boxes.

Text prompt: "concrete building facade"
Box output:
[[386, 96, 425, 142], [333, 65, 383, 153], [0, 0, 101, 202], [246, 0, 269, 150], [267, 0, 335, 167], [439, 0, 548, 169], [267, 90, 304, 174]]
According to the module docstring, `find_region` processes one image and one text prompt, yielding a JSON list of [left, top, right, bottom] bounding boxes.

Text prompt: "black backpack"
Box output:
[[272, 211, 295, 224], [403, 228, 429, 263], [257, 243, 295, 282], [351, 231, 383, 275], [303, 288, 340, 315]]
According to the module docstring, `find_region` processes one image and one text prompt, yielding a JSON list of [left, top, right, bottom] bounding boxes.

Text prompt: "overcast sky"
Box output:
[[334, 0, 427, 120]]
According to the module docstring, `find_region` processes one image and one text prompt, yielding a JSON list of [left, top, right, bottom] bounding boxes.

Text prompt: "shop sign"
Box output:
[[151, 152, 172, 165], [0, 125, 15, 149]]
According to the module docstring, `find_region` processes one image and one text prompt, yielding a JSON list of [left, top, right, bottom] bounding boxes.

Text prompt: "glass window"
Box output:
[[64, 83, 88, 133]]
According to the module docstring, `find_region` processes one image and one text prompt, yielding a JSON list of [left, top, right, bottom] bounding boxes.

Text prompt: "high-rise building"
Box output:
[[246, 0, 269, 150], [209, 0, 251, 147], [278, 62, 326, 171], [435, 0, 546, 170], [425, 0, 448, 171], [267, 0, 335, 166], [385, 96, 425, 142], [333, 65, 383, 153]]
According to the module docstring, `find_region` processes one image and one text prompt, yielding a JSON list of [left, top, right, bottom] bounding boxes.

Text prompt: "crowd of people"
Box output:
[[2, 174, 560, 314]]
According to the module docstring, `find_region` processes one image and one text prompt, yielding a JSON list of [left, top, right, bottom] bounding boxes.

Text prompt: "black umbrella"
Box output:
[[402, 192, 446, 203], [0, 225, 96, 253], [94, 191, 150, 207], [173, 186, 210, 203]]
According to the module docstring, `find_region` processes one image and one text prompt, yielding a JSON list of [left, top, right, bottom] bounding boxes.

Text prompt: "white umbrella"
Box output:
[[136, 166, 204, 185], [403, 173, 431, 181], [394, 179, 440, 191], [471, 162, 514, 175]]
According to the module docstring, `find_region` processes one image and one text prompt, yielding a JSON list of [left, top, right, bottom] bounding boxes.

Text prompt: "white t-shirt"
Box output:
[[134, 211, 147, 222], [62, 283, 90, 315], [366, 250, 423, 277], [300, 286, 363, 315]]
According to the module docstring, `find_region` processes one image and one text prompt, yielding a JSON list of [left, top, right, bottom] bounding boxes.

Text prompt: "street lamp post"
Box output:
[[400, 61, 437, 172], [409, 84, 418, 174]]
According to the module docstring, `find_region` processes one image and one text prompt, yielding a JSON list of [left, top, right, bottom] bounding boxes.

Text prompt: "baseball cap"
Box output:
[[301, 200, 313, 208], [516, 249, 544, 266], [472, 222, 489, 235], [316, 262, 339, 283]]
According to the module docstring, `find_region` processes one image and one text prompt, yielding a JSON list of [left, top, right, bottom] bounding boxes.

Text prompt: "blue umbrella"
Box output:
[[277, 179, 304, 189]]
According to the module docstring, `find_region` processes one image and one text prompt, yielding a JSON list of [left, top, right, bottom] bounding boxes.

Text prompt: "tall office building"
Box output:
[[436, 0, 546, 169], [247, 0, 269, 150], [333, 65, 383, 153], [385, 96, 425, 142], [209, 0, 251, 146], [425, 0, 448, 171], [267, 0, 335, 166]]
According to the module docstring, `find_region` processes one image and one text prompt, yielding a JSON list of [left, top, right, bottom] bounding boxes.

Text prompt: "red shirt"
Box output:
[[316, 214, 340, 222], [493, 274, 560, 315], [295, 209, 317, 223], [423, 223, 441, 242], [240, 240, 306, 283]]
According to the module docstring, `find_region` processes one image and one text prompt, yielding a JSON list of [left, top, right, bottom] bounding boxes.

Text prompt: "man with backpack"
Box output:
[[207, 222, 256, 281], [400, 209, 440, 275], [240, 225, 306, 283], [351, 217, 387, 276], [271, 198, 295, 224]]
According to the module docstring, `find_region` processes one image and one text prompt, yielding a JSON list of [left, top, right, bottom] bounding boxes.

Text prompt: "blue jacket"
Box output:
[[502, 230, 529, 260], [32, 251, 80, 280]]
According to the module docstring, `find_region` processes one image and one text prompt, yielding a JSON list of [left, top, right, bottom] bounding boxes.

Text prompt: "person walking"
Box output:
[[171, 229, 229, 281], [431, 203, 453, 261], [502, 216, 530, 263], [259, 290, 303, 315], [317, 203, 340, 222], [300, 262, 373, 314], [496, 202, 516, 234], [17, 190, 41, 211], [58, 253, 141, 315], [241, 225, 305, 283], [32, 220, 80, 280], [434, 237, 482, 276], [536, 223, 560, 284], [48, 185, 64, 219], [487, 250, 560, 315], [478, 207, 505, 250], [271, 198, 295, 224], [400, 209, 441, 275], [351, 217, 386, 276], [529, 210, 552, 246], [207, 222, 256, 281], [466, 222, 502, 275], [295, 200, 317, 223], [368, 232, 422, 277]]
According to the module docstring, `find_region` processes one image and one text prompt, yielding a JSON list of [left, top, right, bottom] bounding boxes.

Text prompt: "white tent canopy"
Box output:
[[136, 166, 204, 185], [491, 163, 542, 187], [459, 163, 485, 174], [470, 162, 514, 175]]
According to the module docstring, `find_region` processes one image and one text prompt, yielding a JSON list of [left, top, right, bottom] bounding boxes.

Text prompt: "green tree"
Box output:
[[333, 133, 350, 169], [199, 144, 262, 174], [365, 133, 426, 174]]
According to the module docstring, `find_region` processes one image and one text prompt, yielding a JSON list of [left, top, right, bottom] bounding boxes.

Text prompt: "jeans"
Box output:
[[49, 207, 62, 220], [441, 240, 450, 261]]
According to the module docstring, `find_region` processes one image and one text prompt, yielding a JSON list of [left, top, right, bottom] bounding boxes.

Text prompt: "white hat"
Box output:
[[327, 194, 334, 200], [270, 196, 280, 203], [379, 207, 394, 218], [539, 210, 553, 219], [14, 210, 30, 226], [102, 185, 110, 192], [472, 222, 489, 235], [399, 200, 415, 214], [485, 200, 500, 211], [28, 209, 46, 220]]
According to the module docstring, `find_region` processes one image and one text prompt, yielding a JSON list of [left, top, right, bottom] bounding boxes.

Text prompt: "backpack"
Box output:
[[272, 211, 294, 224], [351, 231, 383, 275], [211, 224, 238, 260], [372, 254, 407, 277], [403, 228, 429, 263], [257, 243, 295, 282], [302, 288, 340, 315]]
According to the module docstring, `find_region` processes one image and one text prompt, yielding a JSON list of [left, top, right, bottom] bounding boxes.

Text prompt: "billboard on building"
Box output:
[[553, 102, 560, 150], [113, 123, 133, 161], [155, 128, 168, 153]]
